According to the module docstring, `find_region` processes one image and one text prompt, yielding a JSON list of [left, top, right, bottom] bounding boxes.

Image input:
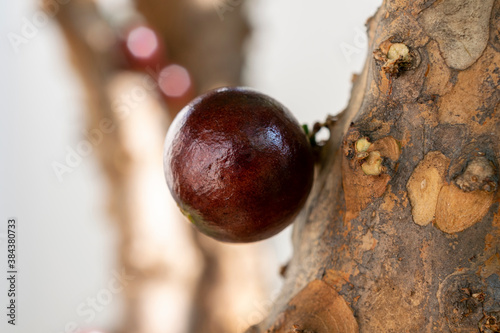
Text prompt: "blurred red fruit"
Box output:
[[122, 24, 166, 71], [158, 64, 195, 111]]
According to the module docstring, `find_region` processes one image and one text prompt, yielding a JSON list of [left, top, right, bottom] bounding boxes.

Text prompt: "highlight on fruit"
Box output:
[[163, 87, 315, 243]]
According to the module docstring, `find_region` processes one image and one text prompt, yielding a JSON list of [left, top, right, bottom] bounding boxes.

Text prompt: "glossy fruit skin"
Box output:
[[164, 87, 314, 243]]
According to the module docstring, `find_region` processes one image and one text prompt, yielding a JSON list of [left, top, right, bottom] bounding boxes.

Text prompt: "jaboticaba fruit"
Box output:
[[163, 87, 314, 242]]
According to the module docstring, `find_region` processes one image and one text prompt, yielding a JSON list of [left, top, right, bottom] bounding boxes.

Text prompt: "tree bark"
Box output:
[[252, 1, 500, 332]]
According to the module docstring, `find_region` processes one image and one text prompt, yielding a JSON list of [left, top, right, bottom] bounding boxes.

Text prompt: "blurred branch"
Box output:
[[134, 0, 250, 92], [49, 1, 270, 333]]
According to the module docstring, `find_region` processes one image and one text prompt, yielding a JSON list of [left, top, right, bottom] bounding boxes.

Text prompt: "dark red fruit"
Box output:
[[163, 87, 314, 243]]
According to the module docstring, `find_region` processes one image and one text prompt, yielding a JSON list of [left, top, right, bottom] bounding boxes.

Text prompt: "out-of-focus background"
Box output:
[[0, 1, 379, 332]]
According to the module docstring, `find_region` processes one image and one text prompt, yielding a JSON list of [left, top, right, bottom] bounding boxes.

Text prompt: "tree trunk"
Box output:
[[251, 1, 500, 332]]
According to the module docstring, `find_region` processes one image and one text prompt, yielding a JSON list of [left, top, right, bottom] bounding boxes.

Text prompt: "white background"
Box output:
[[0, 0, 380, 332]]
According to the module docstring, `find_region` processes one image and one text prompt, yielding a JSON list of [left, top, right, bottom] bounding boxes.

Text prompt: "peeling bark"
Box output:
[[251, 1, 500, 332]]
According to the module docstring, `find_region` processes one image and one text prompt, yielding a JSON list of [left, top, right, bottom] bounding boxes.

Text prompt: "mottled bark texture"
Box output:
[[251, 1, 500, 332]]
